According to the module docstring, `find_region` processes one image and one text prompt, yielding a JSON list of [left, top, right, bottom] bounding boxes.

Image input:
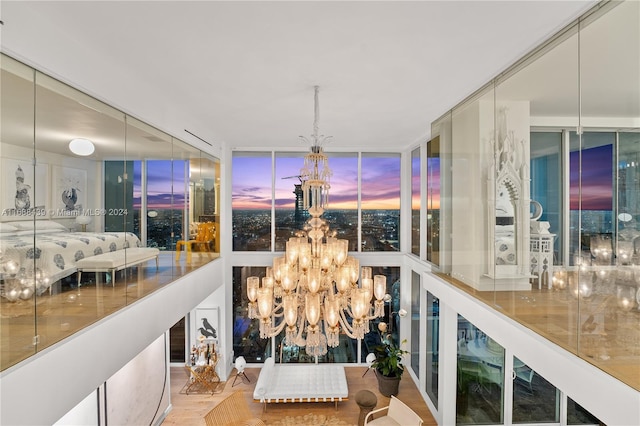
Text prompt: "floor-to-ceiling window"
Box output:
[[530, 131, 563, 265], [361, 153, 401, 252], [321, 154, 359, 251], [232, 153, 272, 251], [232, 266, 269, 363], [426, 136, 441, 266], [411, 147, 421, 256]]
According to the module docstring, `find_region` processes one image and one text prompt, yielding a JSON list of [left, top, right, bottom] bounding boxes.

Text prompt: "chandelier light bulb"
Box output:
[[247, 277, 259, 302], [283, 295, 298, 326], [324, 297, 340, 327], [257, 288, 273, 319], [374, 275, 387, 300], [306, 293, 321, 326]]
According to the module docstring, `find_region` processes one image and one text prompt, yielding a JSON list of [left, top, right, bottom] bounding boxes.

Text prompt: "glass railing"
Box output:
[[428, 1, 639, 391], [0, 53, 221, 371]]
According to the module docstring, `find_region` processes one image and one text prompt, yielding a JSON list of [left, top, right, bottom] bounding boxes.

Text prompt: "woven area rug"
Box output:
[[269, 413, 356, 426]]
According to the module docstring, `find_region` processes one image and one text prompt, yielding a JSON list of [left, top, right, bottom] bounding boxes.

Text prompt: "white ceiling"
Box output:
[[1, 1, 600, 154]]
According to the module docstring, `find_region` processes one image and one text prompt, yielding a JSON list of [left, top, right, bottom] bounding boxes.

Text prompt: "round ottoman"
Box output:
[[355, 389, 377, 426]]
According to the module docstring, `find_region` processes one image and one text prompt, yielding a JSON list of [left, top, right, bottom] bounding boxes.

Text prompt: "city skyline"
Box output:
[[233, 154, 401, 210], [124, 146, 614, 212]]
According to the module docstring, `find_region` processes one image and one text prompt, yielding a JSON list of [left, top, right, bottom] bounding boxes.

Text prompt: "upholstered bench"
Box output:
[[76, 247, 160, 286], [253, 357, 349, 410]]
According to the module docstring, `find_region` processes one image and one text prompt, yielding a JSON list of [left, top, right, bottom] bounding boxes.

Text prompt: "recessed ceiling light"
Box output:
[[69, 138, 95, 156]]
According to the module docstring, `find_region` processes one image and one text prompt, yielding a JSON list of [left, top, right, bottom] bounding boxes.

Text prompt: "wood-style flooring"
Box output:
[[161, 365, 437, 426]]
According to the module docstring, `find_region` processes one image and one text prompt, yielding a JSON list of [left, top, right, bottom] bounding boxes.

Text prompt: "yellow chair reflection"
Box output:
[[176, 222, 215, 262]]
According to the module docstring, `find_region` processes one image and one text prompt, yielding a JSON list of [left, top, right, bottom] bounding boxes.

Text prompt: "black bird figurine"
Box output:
[[202, 318, 217, 338]]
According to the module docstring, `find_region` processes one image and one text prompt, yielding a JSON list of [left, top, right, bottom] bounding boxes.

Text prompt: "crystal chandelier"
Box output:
[[246, 86, 387, 357]]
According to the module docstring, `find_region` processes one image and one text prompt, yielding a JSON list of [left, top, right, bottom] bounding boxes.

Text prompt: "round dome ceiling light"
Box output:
[[618, 213, 633, 222], [69, 138, 95, 156]]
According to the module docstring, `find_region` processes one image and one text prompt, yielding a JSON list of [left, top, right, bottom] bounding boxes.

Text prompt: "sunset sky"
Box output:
[[129, 144, 613, 212], [569, 144, 613, 210], [232, 154, 401, 210], [412, 156, 441, 210], [133, 160, 186, 209]]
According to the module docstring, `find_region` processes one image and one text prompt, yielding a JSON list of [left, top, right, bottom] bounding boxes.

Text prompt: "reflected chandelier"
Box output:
[[246, 86, 387, 357]]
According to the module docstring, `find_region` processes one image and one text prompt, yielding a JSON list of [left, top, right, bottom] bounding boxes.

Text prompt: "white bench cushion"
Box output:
[[253, 357, 348, 403], [76, 247, 160, 270]]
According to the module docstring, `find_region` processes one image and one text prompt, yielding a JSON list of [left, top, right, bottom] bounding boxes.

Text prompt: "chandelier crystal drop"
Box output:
[[246, 86, 387, 357]]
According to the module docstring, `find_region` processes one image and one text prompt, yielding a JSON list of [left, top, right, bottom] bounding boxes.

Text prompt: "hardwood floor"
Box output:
[[162, 365, 437, 425]]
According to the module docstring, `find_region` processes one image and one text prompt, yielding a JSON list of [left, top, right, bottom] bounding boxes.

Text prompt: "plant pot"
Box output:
[[375, 370, 401, 397]]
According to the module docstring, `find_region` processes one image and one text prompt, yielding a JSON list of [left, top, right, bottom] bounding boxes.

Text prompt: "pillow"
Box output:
[[0, 223, 19, 233], [6, 220, 68, 232]]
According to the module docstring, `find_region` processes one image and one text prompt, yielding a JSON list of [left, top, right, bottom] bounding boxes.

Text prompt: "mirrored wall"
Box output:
[[430, 1, 639, 390], [0, 54, 220, 371]]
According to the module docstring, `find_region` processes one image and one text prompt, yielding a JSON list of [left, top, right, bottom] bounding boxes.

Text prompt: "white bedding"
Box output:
[[253, 357, 349, 404], [0, 227, 141, 294]]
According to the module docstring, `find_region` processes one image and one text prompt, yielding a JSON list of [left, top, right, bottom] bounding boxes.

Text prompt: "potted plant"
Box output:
[[371, 323, 408, 397]]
